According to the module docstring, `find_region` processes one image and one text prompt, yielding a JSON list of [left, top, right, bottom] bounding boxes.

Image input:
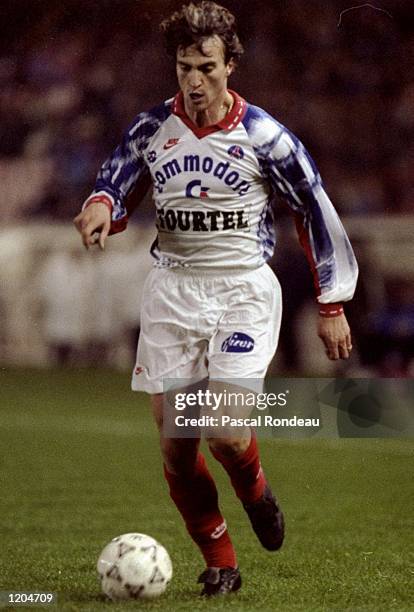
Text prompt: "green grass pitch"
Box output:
[[1, 369, 413, 611]]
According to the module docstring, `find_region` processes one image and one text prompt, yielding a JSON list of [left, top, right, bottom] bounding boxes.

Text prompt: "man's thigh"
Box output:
[[208, 265, 282, 379], [132, 269, 209, 393], [132, 265, 282, 393]]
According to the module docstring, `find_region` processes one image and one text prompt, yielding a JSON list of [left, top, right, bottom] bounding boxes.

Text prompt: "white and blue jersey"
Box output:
[[86, 90, 358, 304]]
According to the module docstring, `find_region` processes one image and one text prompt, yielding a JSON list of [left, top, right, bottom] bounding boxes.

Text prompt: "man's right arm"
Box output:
[[73, 177, 152, 250], [73, 109, 158, 249], [73, 200, 111, 250]]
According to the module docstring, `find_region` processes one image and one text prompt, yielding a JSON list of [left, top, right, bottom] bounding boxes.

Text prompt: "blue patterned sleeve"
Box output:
[[84, 104, 169, 233], [245, 106, 358, 303]]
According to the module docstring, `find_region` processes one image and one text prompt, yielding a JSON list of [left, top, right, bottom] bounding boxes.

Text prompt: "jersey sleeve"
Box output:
[[248, 109, 358, 303], [83, 104, 168, 235]]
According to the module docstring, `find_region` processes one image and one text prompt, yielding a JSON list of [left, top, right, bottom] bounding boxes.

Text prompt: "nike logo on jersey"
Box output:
[[163, 138, 180, 149]]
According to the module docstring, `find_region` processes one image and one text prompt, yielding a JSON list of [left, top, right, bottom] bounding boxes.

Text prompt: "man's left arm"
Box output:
[[317, 307, 353, 361], [263, 126, 358, 360]]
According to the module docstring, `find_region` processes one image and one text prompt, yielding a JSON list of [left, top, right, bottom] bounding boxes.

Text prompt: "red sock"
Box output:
[[164, 453, 237, 568], [210, 435, 266, 504]]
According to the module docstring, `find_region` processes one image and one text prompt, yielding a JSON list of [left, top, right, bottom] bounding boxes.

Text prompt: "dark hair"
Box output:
[[160, 1, 244, 65]]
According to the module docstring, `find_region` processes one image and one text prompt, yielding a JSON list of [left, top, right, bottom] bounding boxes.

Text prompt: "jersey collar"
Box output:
[[172, 89, 247, 138]]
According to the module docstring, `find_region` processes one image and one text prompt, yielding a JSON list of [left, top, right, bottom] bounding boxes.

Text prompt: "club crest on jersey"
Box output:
[[228, 145, 244, 159], [221, 332, 255, 353], [163, 138, 180, 150], [147, 150, 157, 163], [185, 179, 210, 199]]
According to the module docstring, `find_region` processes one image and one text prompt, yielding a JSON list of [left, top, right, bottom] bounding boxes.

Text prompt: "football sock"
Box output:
[[210, 434, 266, 504], [164, 453, 237, 568]]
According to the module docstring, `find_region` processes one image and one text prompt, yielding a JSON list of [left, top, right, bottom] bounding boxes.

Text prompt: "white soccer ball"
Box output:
[[97, 533, 172, 600]]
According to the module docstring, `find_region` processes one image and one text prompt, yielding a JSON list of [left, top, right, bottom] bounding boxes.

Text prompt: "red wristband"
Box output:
[[318, 303, 344, 318], [84, 194, 113, 215]]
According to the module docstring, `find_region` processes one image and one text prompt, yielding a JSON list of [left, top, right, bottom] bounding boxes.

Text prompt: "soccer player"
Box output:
[[74, 1, 358, 596]]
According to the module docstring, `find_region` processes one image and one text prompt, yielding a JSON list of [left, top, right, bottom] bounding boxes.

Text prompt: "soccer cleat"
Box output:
[[243, 484, 285, 551], [198, 567, 241, 596]]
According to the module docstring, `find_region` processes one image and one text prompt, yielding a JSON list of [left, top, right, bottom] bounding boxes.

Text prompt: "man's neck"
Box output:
[[185, 91, 234, 127]]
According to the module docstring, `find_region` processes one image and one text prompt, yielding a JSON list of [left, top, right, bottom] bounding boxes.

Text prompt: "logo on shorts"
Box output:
[[134, 366, 144, 375], [228, 145, 244, 159], [221, 332, 255, 353]]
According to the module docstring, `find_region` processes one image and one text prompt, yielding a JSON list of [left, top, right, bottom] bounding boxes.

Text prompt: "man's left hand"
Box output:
[[317, 313, 352, 360]]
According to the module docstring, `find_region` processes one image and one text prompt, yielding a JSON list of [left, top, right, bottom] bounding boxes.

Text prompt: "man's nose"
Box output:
[[188, 70, 202, 88]]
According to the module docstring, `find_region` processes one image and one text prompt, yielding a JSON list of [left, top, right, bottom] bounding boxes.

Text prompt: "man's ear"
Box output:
[[226, 59, 235, 77]]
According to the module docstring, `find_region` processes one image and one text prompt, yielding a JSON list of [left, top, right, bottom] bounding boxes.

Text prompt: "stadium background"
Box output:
[[1, 0, 413, 376], [1, 2, 414, 610]]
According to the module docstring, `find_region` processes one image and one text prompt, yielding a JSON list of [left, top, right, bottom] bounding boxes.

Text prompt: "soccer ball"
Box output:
[[97, 533, 172, 600]]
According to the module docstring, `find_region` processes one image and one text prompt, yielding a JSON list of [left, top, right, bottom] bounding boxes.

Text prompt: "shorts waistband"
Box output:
[[160, 264, 266, 277]]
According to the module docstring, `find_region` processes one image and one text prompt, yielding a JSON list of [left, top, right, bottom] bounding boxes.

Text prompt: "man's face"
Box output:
[[176, 36, 234, 114]]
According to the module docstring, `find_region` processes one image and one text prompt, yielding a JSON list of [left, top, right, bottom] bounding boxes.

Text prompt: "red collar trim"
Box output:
[[172, 90, 246, 138]]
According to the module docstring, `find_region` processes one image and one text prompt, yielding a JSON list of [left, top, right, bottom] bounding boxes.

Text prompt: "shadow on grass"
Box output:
[[62, 587, 201, 607]]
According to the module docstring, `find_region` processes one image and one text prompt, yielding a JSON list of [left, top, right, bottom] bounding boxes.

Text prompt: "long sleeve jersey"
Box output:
[[86, 90, 358, 304]]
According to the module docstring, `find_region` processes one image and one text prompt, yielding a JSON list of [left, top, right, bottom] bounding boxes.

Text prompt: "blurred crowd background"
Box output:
[[0, 0, 413, 376]]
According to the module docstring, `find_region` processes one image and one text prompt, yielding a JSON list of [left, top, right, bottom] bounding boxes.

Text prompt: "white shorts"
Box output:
[[131, 264, 282, 394]]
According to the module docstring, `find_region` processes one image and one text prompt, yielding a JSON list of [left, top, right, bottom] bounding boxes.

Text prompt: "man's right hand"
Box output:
[[73, 202, 111, 250]]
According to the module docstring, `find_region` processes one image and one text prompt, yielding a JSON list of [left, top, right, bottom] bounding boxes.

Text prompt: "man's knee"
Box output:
[[207, 436, 250, 458], [151, 393, 202, 477], [161, 437, 200, 477], [151, 393, 164, 430]]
